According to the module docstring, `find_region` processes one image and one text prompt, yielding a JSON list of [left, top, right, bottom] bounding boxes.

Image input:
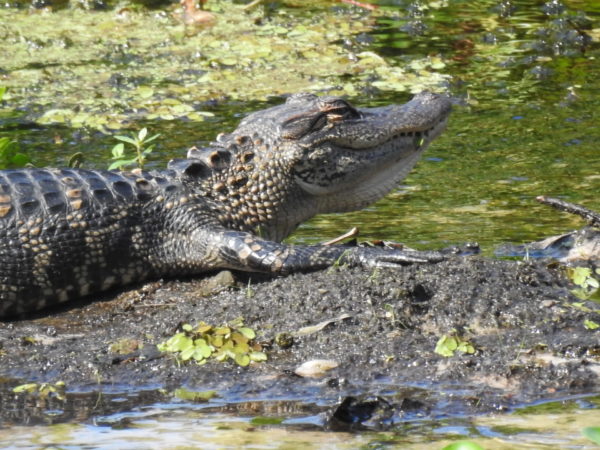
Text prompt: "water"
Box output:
[[1, 0, 599, 447]]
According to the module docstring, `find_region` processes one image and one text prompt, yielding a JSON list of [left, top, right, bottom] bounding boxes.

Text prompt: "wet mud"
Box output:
[[0, 255, 599, 427]]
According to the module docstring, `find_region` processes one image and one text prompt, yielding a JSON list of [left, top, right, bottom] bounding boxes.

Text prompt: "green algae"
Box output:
[[0, 2, 448, 131]]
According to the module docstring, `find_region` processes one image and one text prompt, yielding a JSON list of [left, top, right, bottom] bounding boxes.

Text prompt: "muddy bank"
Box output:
[[0, 256, 599, 426]]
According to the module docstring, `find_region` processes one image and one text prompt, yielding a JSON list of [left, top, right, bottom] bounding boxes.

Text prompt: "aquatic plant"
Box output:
[[157, 318, 267, 366], [109, 127, 160, 170], [434, 333, 476, 357]]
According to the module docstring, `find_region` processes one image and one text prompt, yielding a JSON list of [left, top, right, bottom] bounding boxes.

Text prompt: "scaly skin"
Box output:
[[0, 92, 451, 317]]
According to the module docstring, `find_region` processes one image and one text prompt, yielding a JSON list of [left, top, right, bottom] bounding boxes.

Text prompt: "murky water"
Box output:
[[0, 392, 599, 448], [1, 0, 599, 447]]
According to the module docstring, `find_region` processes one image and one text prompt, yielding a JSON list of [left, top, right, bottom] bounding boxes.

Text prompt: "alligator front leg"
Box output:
[[207, 231, 446, 274]]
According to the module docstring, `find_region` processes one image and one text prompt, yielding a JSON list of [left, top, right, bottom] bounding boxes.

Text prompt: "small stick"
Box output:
[[244, 0, 377, 11], [322, 227, 359, 245], [536, 196, 600, 227], [340, 0, 378, 10], [242, 0, 264, 10]]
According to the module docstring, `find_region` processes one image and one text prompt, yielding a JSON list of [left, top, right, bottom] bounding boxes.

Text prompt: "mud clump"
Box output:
[[0, 256, 599, 425]]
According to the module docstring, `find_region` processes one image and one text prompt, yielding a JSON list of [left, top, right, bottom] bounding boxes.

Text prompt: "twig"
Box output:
[[243, 0, 377, 11], [340, 0, 378, 10], [243, 0, 264, 10], [536, 196, 600, 227], [322, 227, 359, 245]]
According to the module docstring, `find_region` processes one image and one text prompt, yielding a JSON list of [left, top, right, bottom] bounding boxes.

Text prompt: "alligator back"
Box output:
[[0, 167, 190, 316]]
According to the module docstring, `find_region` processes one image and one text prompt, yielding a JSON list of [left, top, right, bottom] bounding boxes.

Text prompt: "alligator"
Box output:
[[0, 92, 451, 317]]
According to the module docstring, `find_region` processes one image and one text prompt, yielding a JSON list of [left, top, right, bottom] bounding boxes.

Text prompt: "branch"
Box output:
[[536, 196, 600, 227]]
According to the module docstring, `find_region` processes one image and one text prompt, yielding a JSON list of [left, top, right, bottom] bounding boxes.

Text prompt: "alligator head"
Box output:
[[183, 92, 452, 241]]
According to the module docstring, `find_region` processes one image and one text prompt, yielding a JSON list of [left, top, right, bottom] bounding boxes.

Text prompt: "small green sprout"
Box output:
[[157, 318, 267, 367], [0, 137, 30, 169], [246, 279, 255, 299], [109, 127, 160, 170], [328, 249, 352, 273], [13, 381, 66, 401], [435, 333, 476, 357], [67, 152, 85, 168], [584, 319, 599, 330], [567, 266, 600, 301], [367, 267, 381, 282]]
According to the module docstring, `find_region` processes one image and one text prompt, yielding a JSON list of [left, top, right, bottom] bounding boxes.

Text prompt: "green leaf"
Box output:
[[138, 127, 148, 141], [249, 351, 267, 362], [0, 137, 11, 152], [435, 335, 457, 357], [114, 135, 137, 146], [237, 327, 256, 340], [111, 143, 125, 159], [214, 327, 231, 336], [67, 152, 84, 168], [584, 319, 599, 330], [197, 324, 213, 334], [582, 427, 600, 445], [569, 267, 598, 288], [192, 348, 208, 361], [0, 86, 6, 101], [182, 324, 193, 332], [167, 333, 193, 352], [211, 335, 224, 347], [144, 133, 161, 144], [136, 86, 154, 99], [235, 353, 250, 366], [108, 159, 136, 170], [194, 340, 213, 358], [180, 347, 195, 361], [10, 153, 30, 167], [13, 383, 39, 393]]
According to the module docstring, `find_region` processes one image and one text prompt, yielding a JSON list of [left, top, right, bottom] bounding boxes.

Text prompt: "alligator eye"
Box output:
[[282, 112, 328, 139], [322, 99, 360, 121]]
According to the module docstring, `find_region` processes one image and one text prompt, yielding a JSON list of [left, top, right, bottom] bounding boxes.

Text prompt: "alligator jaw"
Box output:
[[294, 92, 452, 213]]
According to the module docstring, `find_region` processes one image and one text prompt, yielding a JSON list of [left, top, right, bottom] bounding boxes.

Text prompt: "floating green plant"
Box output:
[[157, 318, 267, 366]]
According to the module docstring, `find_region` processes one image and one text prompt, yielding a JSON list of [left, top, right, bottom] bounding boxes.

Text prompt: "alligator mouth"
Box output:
[[389, 113, 449, 151], [326, 93, 452, 151], [311, 108, 450, 212]]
